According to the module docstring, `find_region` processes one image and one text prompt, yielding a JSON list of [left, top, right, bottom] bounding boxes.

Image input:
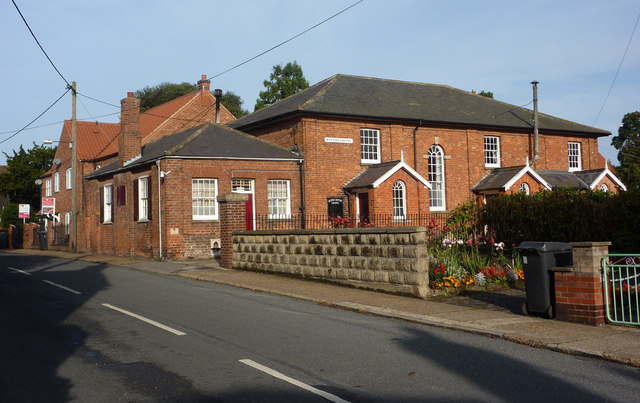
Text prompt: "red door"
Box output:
[[245, 194, 254, 230]]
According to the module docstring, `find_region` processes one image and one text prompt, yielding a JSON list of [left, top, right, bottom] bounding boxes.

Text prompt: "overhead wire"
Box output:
[[208, 0, 363, 80], [0, 88, 71, 145], [593, 12, 640, 126], [11, 0, 70, 87]]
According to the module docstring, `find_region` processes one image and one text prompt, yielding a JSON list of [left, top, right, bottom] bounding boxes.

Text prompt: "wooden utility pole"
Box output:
[[71, 82, 77, 253]]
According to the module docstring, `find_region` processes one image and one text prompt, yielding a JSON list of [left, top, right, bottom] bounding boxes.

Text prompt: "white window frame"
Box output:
[[192, 178, 218, 220], [599, 183, 609, 193], [484, 136, 501, 168], [360, 128, 381, 164], [66, 167, 72, 189], [103, 184, 113, 223], [428, 145, 446, 211], [568, 142, 582, 172], [54, 172, 60, 192], [45, 179, 52, 197], [519, 182, 530, 195], [393, 180, 406, 220], [138, 176, 149, 221], [64, 212, 71, 234], [267, 179, 291, 219]]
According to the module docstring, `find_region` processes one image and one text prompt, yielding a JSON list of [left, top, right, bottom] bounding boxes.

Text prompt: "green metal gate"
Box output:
[[603, 254, 640, 326]]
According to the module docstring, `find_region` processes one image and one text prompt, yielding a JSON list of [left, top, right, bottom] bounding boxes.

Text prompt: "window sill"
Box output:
[[137, 219, 150, 223], [192, 218, 219, 222], [102, 221, 113, 225]]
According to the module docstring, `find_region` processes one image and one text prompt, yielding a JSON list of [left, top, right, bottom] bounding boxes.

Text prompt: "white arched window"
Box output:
[[428, 145, 445, 211], [599, 183, 609, 193], [393, 180, 406, 219], [519, 182, 530, 195]]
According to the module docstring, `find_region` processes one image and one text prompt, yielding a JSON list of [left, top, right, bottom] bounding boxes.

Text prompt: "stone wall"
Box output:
[[232, 226, 430, 298]]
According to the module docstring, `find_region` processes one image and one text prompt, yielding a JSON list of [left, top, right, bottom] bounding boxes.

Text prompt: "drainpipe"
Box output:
[[291, 145, 306, 229], [413, 120, 421, 171], [156, 159, 163, 260], [214, 89, 222, 123], [530, 81, 540, 166]]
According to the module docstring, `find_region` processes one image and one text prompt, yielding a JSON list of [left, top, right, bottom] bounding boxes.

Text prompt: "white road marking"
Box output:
[[239, 359, 351, 403], [102, 303, 186, 336], [8, 267, 31, 276], [42, 280, 82, 295]]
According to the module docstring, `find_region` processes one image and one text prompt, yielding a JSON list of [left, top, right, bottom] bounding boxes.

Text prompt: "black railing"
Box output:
[[254, 213, 450, 231], [51, 224, 69, 246]]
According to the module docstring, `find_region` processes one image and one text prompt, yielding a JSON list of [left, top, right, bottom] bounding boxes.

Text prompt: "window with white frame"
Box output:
[[232, 178, 253, 193], [103, 184, 113, 223], [519, 182, 530, 195], [192, 179, 218, 220], [64, 212, 71, 234], [66, 167, 72, 189], [267, 180, 291, 218], [568, 142, 581, 171], [54, 172, 60, 192], [360, 128, 380, 164], [45, 179, 52, 196], [138, 176, 149, 221], [428, 145, 445, 211], [599, 183, 609, 193], [393, 180, 406, 219], [484, 136, 501, 167]]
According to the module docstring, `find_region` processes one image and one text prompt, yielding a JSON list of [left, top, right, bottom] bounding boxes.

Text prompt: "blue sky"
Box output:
[[1, 0, 638, 165]]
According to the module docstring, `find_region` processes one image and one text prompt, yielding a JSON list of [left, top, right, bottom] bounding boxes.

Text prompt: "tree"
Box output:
[[135, 82, 196, 112], [611, 111, 640, 191], [255, 61, 309, 111], [0, 143, 57, 210], [221, 91, 249, 118], [478, 90, 494, 99]]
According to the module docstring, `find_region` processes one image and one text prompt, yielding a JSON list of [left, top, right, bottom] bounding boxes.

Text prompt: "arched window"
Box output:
[[519, 182, 530, 195], [393, 180, 406, 219], [599, 183, 609, 193], [428, 145, 445, 211]]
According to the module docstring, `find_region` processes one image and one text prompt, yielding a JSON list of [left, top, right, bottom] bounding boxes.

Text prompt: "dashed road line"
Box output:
[[102, 303, 186, 336], [42, 280, 82, 295], [8, 267, 31, 276], [239, 359, 350, 403]]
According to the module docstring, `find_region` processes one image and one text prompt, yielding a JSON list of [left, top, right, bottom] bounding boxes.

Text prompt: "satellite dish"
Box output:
[[35, 179, 42, 185], [53, 158, 61, 165]]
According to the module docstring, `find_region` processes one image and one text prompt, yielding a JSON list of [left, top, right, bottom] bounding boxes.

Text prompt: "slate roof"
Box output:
[[538, 170, 590, 190], [472, 166, 528, 191], [85, 123, 301, 179], [343, 161, 402, 189], [230, 75, 610, 137], [572, 169, 606, 187]]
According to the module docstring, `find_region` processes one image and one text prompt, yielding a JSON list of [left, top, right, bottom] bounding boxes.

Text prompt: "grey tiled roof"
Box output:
[[85, 123, 301, 179], [343, 161, 401, 189], [230, 75, 610, 136], [538, 170, 590, 190], [572, 169, 604, 187], [472, 166, 526, 191]]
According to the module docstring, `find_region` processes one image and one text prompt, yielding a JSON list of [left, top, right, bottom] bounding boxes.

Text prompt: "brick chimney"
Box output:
[[118, 92, 141, 168], [197, 75, 211, 105]]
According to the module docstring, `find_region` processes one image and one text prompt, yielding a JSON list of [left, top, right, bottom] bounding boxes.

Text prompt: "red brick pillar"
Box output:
[[554, 242, 611, 325], [217, 193, 248, 269]]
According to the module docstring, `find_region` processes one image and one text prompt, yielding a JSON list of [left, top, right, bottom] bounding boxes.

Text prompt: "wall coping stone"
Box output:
[[234, 226, 426, 236], [570, 241, 612, 248], [218, 193, 249, 203]]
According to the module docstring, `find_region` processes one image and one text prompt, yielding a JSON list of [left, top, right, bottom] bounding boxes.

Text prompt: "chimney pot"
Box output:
[[127, 91, 134, 98], [201, 75, 207, 80]]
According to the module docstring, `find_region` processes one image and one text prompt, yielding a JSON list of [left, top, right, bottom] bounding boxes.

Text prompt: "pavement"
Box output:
[[4, 248, 640, 368]]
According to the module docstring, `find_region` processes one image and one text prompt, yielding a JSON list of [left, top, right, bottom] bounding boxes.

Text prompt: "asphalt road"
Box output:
[[1, 252, 639, 402]]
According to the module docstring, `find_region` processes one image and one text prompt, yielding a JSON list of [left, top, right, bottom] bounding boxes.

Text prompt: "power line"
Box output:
[[208, 0, 364, 80], [593, 12, 640, 126], [11, 0, 70, 87], [0, 88, 71, 145]]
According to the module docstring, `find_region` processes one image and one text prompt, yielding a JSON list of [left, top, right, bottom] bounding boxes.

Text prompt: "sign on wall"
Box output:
[[41, 198, 55, 215], [324, 137, 353, 144]]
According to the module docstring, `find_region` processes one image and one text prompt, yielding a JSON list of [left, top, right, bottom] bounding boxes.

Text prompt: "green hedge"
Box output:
[[480, 188, 640, 253]]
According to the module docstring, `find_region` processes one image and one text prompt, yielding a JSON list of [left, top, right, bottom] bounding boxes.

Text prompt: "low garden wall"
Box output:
[[232, 226, 430, 298]]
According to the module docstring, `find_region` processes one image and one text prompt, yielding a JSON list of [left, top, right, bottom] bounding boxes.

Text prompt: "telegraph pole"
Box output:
[[71, 82, 77, 253]]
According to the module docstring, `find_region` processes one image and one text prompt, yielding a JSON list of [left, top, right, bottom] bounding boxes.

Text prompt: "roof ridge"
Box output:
[[165, 123, 213, 156], [298, 75, 340, 111]]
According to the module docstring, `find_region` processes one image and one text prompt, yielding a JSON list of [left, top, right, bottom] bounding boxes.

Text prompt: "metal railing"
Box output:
[[603, 254, 640, 326], [51, 224, 69, 246], [254, 213, 450, 231]]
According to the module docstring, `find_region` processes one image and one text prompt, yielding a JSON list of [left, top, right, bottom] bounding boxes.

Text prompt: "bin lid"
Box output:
[[516, 241, 573, 253]]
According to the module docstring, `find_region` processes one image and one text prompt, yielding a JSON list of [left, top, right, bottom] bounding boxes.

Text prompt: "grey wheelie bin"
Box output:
[[516, 242, 573, 319]]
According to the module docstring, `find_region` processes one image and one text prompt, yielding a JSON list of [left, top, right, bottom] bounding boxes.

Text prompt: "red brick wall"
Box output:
[[554, 272, 605, 325], [242, 117, 604, 214]]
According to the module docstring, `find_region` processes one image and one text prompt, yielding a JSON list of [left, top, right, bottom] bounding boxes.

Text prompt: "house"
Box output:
[[39, 75, 235, 250], [230, 74, 624, 219], [82, 93, 302, 259]]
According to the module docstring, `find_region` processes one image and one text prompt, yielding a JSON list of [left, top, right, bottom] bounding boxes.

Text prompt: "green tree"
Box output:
[[221, 91, 249, 118], [611, 111, 640, 191], [478, 90, 494, 99], [0, 143, 56, 209], [135, 82, 196, 112], [255, 61, 309, 111]]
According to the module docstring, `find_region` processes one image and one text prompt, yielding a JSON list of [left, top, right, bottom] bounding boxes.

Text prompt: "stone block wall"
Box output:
[[232, 226, 430, 298]]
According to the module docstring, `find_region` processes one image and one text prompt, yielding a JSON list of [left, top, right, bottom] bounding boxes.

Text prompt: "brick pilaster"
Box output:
[[555, 242, 611, 325], [217, 193, 248, 269]]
